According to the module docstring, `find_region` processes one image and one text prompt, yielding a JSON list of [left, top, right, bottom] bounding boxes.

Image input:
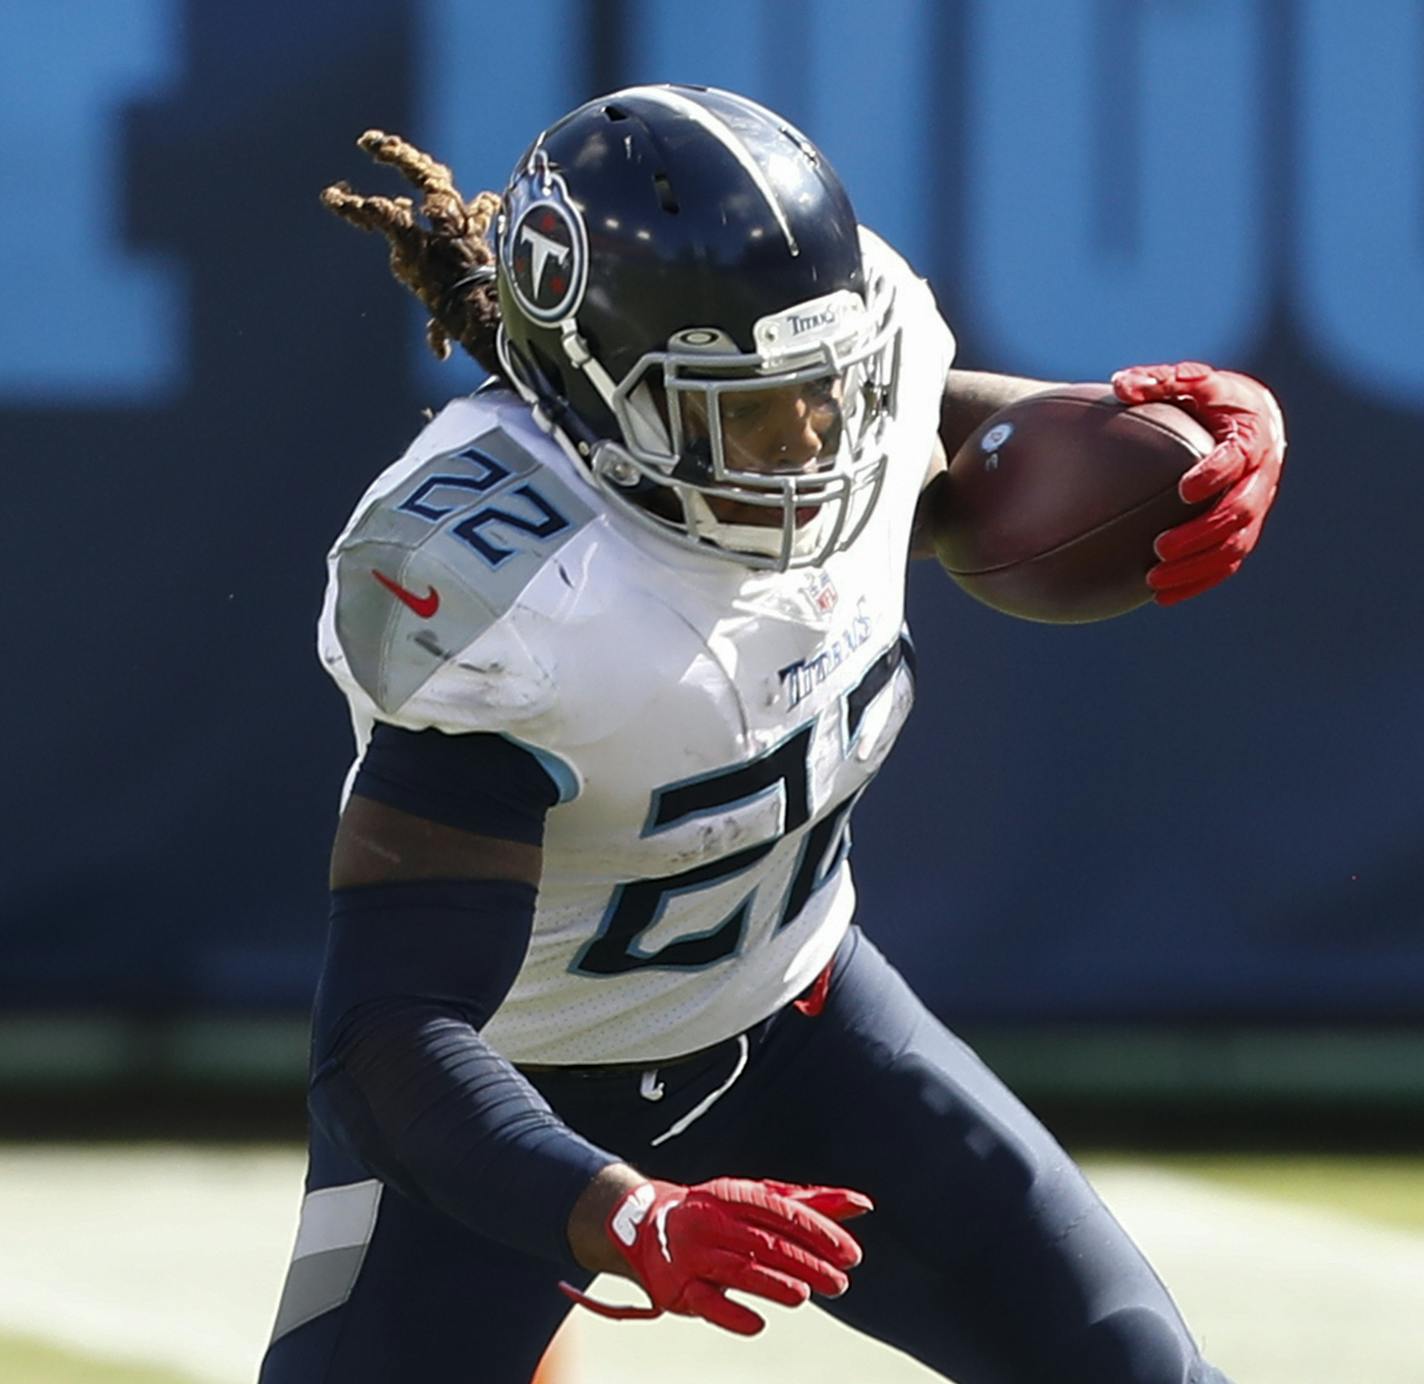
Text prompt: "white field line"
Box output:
[[0, 1147, 1419, 1384]]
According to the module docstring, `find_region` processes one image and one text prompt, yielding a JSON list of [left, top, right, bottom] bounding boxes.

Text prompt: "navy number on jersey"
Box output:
[[572, 641, 909, 977], [398, 445, 572, 568], [576, 728, 814, 975]]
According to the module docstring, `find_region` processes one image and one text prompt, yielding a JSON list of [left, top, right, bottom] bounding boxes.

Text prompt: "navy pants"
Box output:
[[259, 930, 1232, 1384]]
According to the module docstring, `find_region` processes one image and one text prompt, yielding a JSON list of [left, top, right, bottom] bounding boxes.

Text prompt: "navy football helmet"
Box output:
[[494, 85, 901, 569]]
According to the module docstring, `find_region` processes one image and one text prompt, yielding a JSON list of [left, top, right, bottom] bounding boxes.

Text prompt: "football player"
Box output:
[[259, 86, 1283, 1383]]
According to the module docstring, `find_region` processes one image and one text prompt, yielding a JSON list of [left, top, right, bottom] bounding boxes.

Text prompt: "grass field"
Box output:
[[0, 1333, 199, 1384], [2, 1146, 1421, 1384], [1149, 1152, 1424, 1233]]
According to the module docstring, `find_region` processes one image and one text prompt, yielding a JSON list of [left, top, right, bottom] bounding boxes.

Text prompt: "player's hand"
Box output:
[[560, 1176, 872, 1336], [1111, 361, 1286, 606]]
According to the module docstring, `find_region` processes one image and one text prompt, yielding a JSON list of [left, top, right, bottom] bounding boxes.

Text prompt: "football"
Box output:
[[932, 383, 1215, 623]]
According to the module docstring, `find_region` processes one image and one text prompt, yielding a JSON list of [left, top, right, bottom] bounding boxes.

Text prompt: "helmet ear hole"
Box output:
[[652, 173, 679, 214]]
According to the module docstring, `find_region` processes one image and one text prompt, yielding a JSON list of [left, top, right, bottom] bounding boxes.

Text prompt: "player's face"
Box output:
[[685, 378, 845, 528]]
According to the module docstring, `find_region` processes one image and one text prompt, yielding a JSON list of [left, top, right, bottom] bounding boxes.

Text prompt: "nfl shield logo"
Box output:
[[805, 571, 838, 614]]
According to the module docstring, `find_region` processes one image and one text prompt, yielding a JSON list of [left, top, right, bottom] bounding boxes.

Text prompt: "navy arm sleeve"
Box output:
[[308, 727, 618, 1269], [351, 722, 560, 843]]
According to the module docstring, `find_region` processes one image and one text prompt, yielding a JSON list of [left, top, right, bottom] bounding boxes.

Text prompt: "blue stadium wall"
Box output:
[[3, 0, 1421, 1036]]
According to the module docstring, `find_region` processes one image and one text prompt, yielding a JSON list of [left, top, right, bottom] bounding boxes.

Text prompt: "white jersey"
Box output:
[[317, 231, 956, 1064]]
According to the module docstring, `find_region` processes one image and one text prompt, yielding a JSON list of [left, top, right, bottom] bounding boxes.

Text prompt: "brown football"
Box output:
[[932, 383, 1214, 623]]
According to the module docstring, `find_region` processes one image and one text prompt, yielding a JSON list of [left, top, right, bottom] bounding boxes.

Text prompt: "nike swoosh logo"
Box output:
[[372, 569, 440, 618]]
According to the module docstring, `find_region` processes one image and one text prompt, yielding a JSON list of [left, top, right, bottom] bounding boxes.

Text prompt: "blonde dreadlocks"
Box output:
[[321, 130, 505, 378]]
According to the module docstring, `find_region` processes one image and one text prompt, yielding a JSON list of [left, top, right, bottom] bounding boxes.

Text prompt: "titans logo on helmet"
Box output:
[[500, 154, 589, 326]]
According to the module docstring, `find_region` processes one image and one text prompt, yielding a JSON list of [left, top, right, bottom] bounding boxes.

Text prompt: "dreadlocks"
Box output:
[[321, 130, 505, 378]]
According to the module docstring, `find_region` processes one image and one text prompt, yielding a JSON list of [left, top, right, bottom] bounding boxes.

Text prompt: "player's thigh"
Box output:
[[812, 1186, 1233, 1384], [766, 932, 1230, 1384], [258, 1135, 582, 1384]]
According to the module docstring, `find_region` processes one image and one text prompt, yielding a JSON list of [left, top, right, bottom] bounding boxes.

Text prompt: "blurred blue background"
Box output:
[[2, 0, 1420, 1082]]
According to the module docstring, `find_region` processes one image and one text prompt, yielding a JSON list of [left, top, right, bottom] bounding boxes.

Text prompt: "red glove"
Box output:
[[560, 1177, 872, 1336], [1111, 361, 1286, 606]]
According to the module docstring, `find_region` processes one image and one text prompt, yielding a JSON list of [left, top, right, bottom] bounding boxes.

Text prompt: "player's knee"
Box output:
[[1063, 1305, 1200, 1384]]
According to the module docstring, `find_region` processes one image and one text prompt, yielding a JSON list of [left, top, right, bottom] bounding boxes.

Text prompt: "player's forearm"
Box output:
[[309, 880, 621, 1268], [312, 996, 618, 1265], [913, 370, 1070, 561], [939, 369, 1063, 458]]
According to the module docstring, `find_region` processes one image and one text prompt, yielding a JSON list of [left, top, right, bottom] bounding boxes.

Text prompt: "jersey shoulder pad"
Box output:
[[856, 228, 956, 508], [859, 226, 956, 380], [320, 396, 600, 729]]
